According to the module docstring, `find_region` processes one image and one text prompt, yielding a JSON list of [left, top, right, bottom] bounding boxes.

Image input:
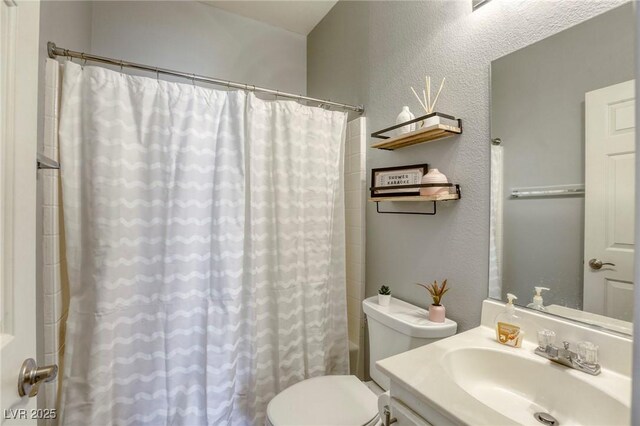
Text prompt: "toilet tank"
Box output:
[[362, 296, 457, 390]]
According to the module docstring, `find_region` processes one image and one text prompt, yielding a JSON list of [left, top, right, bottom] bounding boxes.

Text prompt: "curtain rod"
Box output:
[[47, 42, 364, 114]]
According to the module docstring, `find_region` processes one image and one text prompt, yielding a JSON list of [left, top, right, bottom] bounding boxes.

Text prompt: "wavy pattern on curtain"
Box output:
[[58, 62, 348, 426]]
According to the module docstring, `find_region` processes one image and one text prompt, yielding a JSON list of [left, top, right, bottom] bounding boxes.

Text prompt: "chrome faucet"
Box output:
[[534, 330, 601, 376]]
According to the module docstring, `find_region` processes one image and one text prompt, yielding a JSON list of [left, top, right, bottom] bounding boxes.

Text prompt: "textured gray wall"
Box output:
[[492, 3, 635, 310], [38, 1, 93, 153], [307, 1, 369, 121], [39, 1, 308, 146], [308, 0, 630, 332], [90, 1, 307, 95]]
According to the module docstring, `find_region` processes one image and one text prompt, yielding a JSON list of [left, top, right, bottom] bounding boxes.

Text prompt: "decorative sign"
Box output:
[[370, 164, 429, 198]]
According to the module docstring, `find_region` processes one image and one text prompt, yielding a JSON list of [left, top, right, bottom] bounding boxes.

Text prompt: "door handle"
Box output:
[[18, 358, 58, 397], [588, 258, 616, 270]]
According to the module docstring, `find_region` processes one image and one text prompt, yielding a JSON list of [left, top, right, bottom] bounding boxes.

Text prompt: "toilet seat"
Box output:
[[266, 375, 378, 426]]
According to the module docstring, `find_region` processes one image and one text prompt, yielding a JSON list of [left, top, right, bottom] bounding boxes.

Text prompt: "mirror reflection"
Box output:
[[490, 3, 635, 335]]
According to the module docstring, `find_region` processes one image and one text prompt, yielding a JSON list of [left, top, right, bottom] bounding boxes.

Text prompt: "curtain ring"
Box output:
[[226, 80, 231, 89], [155, 68, 160, 81], [80, 53, 86, 69], [119, 60, 124, 72], [191, 73, 196, 87], [275, 90, 279, 100]]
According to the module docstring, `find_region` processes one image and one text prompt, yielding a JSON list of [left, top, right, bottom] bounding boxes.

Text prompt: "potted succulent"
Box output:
[[378, 285, 392, 306], [417, 279, 449, 323]]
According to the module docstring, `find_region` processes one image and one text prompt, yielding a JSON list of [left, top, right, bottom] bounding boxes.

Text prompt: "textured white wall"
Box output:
[[309, 0, 631, 332]]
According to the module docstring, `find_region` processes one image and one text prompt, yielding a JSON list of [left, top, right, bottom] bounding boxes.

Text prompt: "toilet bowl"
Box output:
[[266, 296, 457, 426]]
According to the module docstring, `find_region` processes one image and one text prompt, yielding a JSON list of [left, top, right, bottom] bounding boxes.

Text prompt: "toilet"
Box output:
[[266, 296, 457, 426]]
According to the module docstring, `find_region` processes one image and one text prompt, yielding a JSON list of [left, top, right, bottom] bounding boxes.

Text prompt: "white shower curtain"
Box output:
[[58, 61, 348, 426]]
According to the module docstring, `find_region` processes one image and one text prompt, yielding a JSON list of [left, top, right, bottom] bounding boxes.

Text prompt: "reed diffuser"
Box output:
[[411, 75, 446, 128]]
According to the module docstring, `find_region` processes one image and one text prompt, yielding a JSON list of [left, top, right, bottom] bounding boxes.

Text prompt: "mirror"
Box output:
[[490, 3, 636, 335]]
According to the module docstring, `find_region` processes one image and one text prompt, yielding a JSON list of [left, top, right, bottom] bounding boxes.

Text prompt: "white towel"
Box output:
[[489, 144, 504, 299]]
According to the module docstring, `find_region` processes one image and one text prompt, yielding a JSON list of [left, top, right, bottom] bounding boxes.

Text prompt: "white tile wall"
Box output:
[[40, 59, 67, 425], [344, 117, 366, 378]]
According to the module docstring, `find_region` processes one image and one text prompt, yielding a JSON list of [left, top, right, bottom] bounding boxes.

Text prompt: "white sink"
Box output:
[[377, 324, 631, 425], [442, 347, 629, 425]]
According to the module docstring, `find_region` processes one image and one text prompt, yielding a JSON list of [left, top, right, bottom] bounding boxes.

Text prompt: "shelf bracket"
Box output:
[[375, 200, 437, 216], [372, 185, 461, 216]]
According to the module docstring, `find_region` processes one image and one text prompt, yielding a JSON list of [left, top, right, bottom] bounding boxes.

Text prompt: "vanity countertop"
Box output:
[[376, 325, 631, 425]]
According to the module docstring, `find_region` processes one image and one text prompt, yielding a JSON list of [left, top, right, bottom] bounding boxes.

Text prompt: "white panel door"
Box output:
[[1, 0, 40, 423], [584, 80, 635, 321]]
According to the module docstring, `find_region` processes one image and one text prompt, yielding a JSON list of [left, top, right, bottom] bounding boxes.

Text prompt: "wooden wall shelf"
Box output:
[[368, 193, 459, 202], [371, 113, 462, 151], [369, 184, 461, 215]]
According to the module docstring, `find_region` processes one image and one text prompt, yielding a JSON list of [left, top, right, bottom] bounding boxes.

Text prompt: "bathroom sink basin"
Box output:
[[442, 347, 628, 425], [376, 325, 631, 426]]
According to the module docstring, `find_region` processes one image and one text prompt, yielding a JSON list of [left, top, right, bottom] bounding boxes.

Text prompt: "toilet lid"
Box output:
[[267, 375, 378, 426]]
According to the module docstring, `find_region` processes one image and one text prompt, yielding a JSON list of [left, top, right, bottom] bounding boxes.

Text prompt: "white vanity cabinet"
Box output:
[[388, 394, 434, 426], [387, 384, 446, 426]]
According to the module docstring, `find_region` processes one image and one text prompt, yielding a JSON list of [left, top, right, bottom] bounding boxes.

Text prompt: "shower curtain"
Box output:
[[58, 61, 348, 426]]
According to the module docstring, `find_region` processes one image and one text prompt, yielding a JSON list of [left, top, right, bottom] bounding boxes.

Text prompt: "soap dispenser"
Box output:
[[527, 287, 550, 311], [495, 293, 523, 347]]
